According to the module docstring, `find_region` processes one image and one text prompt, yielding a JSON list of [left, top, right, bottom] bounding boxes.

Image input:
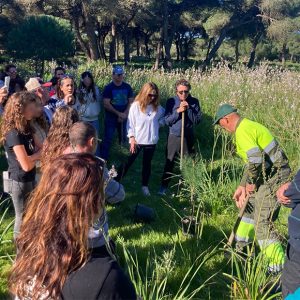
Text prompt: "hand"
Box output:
[[233, 186, 246, 208], [177, 101, 189, 113], [245, 183, 256, 195], [118, 112, 127, 121], [129, 137, 137, 154], [276, 182, 291, 205], [0, 87, 8, 104], [64, 94, 75, 105]]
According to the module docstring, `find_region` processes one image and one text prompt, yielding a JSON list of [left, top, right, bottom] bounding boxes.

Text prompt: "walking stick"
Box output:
[[180, 110, 185, 171], [226, 195, 250, 247], [177, 111, 185, 195]]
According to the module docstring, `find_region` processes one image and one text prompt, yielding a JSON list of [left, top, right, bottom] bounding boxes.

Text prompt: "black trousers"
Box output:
[[161, 133, 194, 188], [281, 243, 300, 299], [117, 144, 156, 186]]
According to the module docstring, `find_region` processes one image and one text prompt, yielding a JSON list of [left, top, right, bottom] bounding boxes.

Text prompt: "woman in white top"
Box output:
[[78, 71, 101, 155], [116, 82, 165, 196]]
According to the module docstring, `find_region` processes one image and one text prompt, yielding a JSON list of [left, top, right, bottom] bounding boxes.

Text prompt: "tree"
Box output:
[[6, 15, 75, 74]]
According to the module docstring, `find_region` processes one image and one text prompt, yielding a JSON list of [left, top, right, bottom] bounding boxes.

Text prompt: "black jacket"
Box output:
[[284, 169, 300, 250], [164, 95, 202, 137], [61, 255, 136, 300]]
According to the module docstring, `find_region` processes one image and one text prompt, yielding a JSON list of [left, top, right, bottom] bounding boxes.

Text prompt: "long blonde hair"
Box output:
[[9, 153, 105, 299], [135, 82, 160, 113], [41, 106, 79, 169]]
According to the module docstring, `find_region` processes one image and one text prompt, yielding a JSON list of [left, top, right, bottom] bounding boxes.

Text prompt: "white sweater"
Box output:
[[127, 102, 165, 145]]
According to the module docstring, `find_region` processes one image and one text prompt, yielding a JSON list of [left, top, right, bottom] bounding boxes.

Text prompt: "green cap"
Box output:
[[213, 104, 237, 125]]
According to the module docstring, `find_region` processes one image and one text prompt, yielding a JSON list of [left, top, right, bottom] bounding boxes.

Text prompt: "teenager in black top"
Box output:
[[9, 153, 137, 300], [1, 91, 42, 240]]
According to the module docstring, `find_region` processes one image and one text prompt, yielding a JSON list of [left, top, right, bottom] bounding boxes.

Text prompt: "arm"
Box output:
[[124, 85, 134, 116], [127, 104, 136, 139], [103, 98, 122, 117], [158, 107, 166, 127], [105, 179, 125, 204], [186, 99, 202, 125], [283, 170, 300, 205], [165, 98, 180, 126], [33, 133, 43, 151], [13, 145, 41, 172], [103, 167, 125, 204]]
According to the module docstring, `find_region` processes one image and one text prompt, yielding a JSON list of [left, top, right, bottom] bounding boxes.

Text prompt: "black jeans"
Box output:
[[117, 144, 156, 186], [281, 243, 300, 299]]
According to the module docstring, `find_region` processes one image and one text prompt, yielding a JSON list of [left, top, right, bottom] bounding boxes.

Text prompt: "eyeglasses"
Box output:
[[178, 90, 189, 95], [148, 94, 158, 99]]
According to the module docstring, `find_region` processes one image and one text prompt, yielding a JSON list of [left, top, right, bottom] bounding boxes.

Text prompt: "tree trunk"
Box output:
[[203, 27, 228, 70], [144, 34, 151, 58], [162, 0, 172, 69], [154, 41, 162, 70], [247, 35, 260, 68], [154, 26, 164, 70], [281, 42, 287, 65], [235, 39, 240, 63], [123, 28, 130, 65], [109, 20, 116, 63], [71, 17, 91, 59], [136, 35, 140, 57], [82, 2, 100, 60], [175, 39, 180, 61], [205, 38, 214, 62]]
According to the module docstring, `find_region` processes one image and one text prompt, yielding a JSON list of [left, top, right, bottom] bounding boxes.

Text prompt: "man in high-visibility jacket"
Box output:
[[214, 104, 291, 273]]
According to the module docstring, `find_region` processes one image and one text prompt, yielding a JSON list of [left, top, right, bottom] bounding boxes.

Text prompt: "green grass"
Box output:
[[0, 63, 298, 299]]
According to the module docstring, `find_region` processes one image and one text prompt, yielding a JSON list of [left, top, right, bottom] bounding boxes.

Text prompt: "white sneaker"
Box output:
[[142, 186, 151, 196]]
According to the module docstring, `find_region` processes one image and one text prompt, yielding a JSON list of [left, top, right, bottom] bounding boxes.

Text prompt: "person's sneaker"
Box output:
[[142, 186, 151, 196], [158, 186, 167, 196]]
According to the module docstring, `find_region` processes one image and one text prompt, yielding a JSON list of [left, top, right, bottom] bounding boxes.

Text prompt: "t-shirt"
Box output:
[[4, 129, 36, 182], [61, 255, 137, 300], [103, 82, 133, 114]]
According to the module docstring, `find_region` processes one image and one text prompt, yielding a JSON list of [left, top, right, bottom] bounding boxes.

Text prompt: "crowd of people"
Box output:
[[0, 63, 298, 300]]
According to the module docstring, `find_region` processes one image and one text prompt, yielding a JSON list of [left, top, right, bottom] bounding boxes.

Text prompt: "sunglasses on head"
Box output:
[[178, 90, 189, 95]]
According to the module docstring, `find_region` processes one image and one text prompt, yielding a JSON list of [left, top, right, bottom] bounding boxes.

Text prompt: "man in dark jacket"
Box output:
[[277, 172, 300, 299], [158, 79, 202, 195]]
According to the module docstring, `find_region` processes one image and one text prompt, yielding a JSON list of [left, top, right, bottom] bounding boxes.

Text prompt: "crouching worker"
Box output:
[[65, 121, 125, 205], [214, 104, 291, 274], [63, 121, 125, 254], [277, 173, 300, 299], [9, 153, 137, 300]]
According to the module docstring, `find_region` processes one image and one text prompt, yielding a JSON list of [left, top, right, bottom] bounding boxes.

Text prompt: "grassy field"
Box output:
[[1, 63, 300, 299]]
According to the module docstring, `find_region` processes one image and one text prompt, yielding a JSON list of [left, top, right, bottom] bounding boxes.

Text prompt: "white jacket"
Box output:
[[127, 101, 165, 145]]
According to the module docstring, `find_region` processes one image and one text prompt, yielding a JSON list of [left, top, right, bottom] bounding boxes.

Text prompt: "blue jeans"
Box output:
[[88, 119, 101, 157], [100, 114, 127, 161]]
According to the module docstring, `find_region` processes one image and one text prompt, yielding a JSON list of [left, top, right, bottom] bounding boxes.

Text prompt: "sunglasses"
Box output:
[[178, 90, 189, 95]]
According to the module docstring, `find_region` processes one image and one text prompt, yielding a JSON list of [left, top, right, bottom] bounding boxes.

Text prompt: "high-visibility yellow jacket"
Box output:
[[234, 118, 290, 186]]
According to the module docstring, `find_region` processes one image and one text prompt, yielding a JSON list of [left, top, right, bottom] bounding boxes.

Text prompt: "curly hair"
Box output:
[[41, 106, 79, 169], [9, 153, 105, 300], [0, 91, 37, 144]]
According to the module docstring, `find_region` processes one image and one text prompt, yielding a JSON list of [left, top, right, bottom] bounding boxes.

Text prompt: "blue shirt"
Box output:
[[103, 81, 133, 114]]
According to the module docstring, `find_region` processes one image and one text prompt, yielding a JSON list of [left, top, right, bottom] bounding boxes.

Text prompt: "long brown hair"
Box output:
[[56, 76, 76, 100], [9, 153, 105, 299], [41, 106, 79, 169], [0, 91, 37, 144], [135, 82, 160, 113]]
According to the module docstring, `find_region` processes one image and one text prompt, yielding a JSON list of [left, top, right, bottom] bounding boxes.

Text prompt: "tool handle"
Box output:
[[180, 111, 185, 171], [227, 195, 250, 247]]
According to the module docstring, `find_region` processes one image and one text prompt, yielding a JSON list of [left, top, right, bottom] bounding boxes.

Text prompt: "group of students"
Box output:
[[0, 64, 202, 299], [1, 62, 298, 300]]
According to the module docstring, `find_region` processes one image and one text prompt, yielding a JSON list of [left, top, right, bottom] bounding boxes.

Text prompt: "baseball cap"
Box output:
[[113, 66, 124, 75], [213, 104, 237, 125]]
